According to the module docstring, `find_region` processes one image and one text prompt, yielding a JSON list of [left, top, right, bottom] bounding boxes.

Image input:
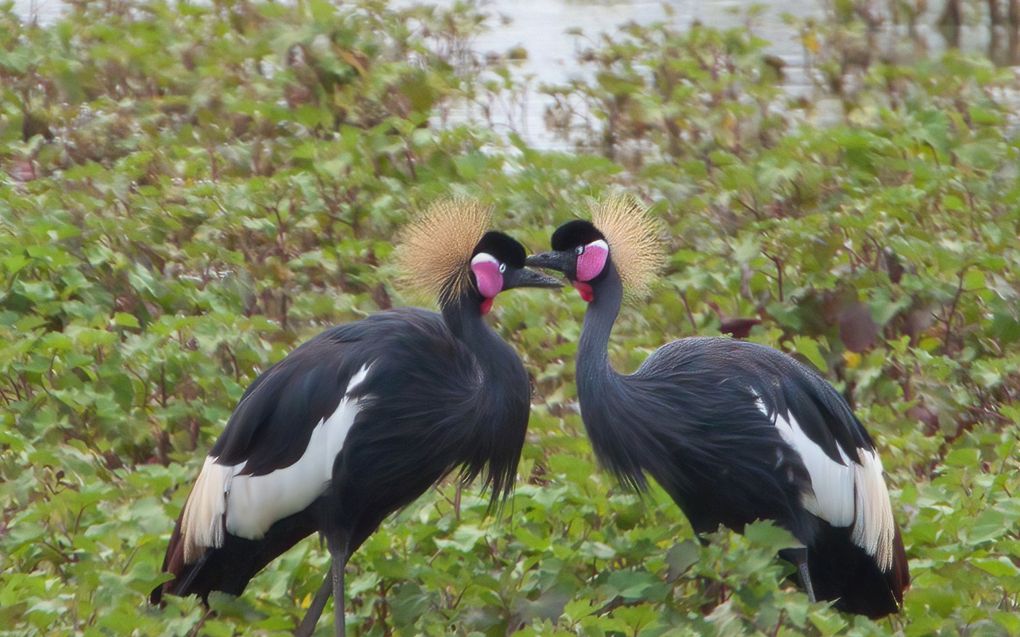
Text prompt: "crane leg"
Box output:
[[797, 559, 816, 603], [780, 547, 816, 603], [294, 572, 332, 637], [330, 545, 348, 637]]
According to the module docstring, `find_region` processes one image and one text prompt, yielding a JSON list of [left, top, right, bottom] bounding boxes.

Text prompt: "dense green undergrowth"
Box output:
[[1, 1, 1018, 635]]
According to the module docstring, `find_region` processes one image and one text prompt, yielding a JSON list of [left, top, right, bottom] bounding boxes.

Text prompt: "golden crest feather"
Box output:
[[396, 198, 492, 304], [589, 196, 666, 298]]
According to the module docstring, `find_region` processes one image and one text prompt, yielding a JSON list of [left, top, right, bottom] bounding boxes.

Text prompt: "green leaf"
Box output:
[[972, 557, 1019, 578], [607, 570, 660, 600], [112, 312, 140, 329], [787, 336, 828, 373], [743, 521, 800, 552], [944, 448, 980, 468], [665, 540, 699, 580], [433, 525, 487, 553]]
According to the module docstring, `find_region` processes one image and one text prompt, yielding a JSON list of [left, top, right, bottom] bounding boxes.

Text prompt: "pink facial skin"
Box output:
[[576, 240, 608, 282], [471, 254, 503, 314]]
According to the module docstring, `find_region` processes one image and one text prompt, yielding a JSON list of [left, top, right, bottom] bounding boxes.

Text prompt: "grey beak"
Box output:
[[526, 251, 571, 273], [504, 267, 563, 290]]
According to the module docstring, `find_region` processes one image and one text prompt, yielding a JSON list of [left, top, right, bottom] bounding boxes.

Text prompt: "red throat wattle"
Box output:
[[480, 297, 494, 314], [573, 281, 594, 302]]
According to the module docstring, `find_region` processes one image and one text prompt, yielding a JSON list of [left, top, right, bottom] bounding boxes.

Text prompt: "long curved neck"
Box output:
[[440, 293, 528, 505], [441, 295, 509, 365], [574, 262, 651, 490], [577, 262, 624, 392]]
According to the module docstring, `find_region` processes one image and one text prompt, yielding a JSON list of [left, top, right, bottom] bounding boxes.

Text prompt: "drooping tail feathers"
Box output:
[[806, 522, 909, 618], [150, 508, 318, 605]]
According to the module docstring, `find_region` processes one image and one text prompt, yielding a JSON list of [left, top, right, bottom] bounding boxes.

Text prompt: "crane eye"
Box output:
[[498, 263, 506, 273], [575, 245, 585, 255]]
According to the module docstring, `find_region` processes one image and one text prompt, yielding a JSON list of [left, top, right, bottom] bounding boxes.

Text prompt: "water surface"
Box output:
[[10, 0, 1002, 148]]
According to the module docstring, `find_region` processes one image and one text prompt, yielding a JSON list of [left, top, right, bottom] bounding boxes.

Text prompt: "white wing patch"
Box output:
[[180, 364, 372, 563], [756, 399, 895, 571]]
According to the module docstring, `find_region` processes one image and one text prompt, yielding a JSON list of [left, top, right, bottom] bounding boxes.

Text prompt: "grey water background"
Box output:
[[10, 0, 1010, 149]]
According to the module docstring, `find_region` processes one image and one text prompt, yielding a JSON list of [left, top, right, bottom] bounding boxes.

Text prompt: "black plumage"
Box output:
[[151, 216, 559, 636], [529, 215, 909, 618]]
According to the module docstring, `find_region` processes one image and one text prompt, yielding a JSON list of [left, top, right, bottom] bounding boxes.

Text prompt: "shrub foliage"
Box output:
[[1, 1, 1017, 635]]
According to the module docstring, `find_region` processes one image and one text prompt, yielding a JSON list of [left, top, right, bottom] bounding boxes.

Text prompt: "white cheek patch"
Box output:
[[180, 364, 372, 563], [577, 239, 609, 282], [471, 252, 503, 298]]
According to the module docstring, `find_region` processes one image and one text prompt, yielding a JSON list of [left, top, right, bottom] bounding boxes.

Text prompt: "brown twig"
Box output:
[[764, 252, 784, 301], [941, 267, 968, 353], [678, 290, 698, 332]]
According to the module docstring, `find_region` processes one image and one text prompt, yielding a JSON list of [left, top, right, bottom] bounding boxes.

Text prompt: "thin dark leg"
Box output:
[[294, 572, 332, 637], [797, 559, 816, 603], [331, 552, 347, 637], [780, 547, 816, 603]]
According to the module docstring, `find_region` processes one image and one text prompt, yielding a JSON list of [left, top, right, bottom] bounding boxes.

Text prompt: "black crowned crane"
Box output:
[[527, 198, 909, 618], [150, 200, 560, 636]]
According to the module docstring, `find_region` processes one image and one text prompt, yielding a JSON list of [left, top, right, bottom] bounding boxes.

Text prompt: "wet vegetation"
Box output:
[[1, 0, 1018, 635]]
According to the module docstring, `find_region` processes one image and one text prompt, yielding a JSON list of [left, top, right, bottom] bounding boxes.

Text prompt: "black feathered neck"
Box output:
[[573, 262, 651, 490], [574, 263, 738, 495], [440, 292, 530, 509]]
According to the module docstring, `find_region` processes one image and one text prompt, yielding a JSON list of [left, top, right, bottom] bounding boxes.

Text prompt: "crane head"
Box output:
[[470, 231, 561, 314], [527, 196, 665, 302], [397, 198, 559, 313], [526, 220, 606, 302]]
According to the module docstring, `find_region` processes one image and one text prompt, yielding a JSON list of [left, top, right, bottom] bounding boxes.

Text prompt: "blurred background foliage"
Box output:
[[1, 0, 1018, 635]]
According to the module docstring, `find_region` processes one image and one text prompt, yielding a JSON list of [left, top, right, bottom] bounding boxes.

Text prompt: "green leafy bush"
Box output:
[[1, 1, 1017, 635]]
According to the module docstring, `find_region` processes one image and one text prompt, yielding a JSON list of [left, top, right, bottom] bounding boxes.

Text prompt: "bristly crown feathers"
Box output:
[[589, 196, 666, 298], [397, 198, 493, 305]]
